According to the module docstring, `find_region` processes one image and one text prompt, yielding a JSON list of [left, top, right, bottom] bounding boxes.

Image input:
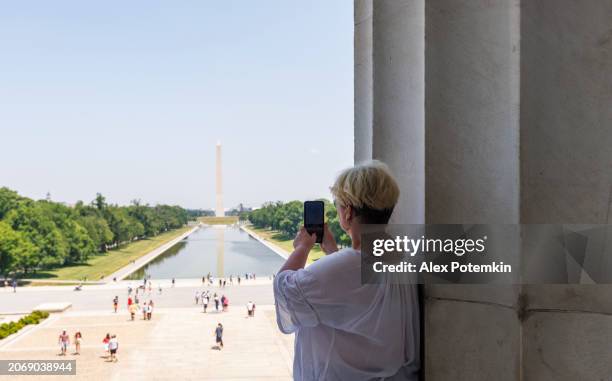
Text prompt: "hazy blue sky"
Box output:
[[0, 1, 353, 210]]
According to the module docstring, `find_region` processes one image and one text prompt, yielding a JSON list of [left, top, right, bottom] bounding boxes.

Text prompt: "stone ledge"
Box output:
[[33, 302, 72, 313]]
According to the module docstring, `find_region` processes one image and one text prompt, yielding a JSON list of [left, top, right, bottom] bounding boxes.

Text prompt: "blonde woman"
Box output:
[[274, 160, 420, 381]]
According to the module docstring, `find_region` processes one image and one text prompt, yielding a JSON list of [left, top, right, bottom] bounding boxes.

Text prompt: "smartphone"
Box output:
[[304, 200, 324, 244]]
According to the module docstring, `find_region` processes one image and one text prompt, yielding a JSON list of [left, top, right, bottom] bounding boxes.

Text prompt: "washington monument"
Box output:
[[215, 141, 224, 217]]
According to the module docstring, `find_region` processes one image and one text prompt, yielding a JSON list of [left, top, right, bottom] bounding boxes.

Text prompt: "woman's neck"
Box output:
[[349, 225, 361, 251]]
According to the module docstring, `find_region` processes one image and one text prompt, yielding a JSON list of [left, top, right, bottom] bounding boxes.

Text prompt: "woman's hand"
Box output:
[[321, 223, 339, 255], [293, 226, 317, 252], [278, 227, 316, 273]]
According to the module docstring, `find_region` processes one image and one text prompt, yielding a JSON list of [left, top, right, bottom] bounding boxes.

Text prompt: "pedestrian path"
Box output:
[[0, 306, 293, 381]]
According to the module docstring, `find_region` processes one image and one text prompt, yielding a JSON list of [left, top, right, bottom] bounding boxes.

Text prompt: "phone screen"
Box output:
[[304, 201, 324, 244]]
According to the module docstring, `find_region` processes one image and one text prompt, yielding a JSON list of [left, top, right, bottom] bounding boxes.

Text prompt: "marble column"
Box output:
[[354, 0, 612, 379], [372, 0, 425, 225], [520, 1, 612, 379], [424, 1, 521, 380]]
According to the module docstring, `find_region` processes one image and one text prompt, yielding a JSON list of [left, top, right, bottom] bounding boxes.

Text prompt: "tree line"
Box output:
[[0, 188, 189, 276], [247, 200, 351, 247]]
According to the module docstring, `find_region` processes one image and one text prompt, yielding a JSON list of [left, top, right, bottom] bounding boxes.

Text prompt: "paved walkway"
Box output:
[[0, 280, 275, 314], [0, 307, 294, 380]]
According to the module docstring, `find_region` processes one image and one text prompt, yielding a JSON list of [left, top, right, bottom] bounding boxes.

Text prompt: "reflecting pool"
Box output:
[[126, 225, 285, 279]]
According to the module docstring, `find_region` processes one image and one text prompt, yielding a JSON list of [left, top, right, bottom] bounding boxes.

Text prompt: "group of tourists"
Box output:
[[58, 330, 82, 356], [58, 330, 118, 363], [200, 272, 258, 288], [196, 290, 229, 313], [125, 295, 155, 321]]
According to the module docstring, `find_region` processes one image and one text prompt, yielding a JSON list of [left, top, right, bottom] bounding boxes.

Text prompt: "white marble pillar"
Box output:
[[520, 1, 612, 379], [354, 0, 373, 163], [424, 1, 521, 380], [372, 0, 425, 224]]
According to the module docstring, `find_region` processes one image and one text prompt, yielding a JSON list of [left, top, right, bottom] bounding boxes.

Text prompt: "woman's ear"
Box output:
[[345, 205, 354, 224]]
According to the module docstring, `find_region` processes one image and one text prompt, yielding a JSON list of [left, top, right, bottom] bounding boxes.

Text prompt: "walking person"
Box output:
[[195, 291, 200, 305], [214, 293, 220, 312], [172, 278, 175, 287], [142, 302, 148, 320], [113, 296, 119, 313], [108, 335, 119, 362], [222, 295, 229, 311], [74, 331, 82, 355], [252, 302, 256, 317], [203, 293, 209, 313], [58, 330, 70, 356], [102, 333, 111, 357], [246, 301, 254, 317], [147, 300, 153, 320], [129, 302, 138, 321], [214, 323, 224, 350], [12, 279, 17, 293]]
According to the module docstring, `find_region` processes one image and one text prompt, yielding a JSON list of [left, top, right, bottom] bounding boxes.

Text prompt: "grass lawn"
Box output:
[[198, 216, 239, 225], [25, 226, 192, 281], [26, 281, 84, 287], [248, 226, 325, 264]]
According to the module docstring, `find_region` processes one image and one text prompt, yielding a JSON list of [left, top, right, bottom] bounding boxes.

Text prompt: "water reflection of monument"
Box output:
[[216, 141, 224, 217], [215, 141, 225, 277], [216, 226, 224, 278]]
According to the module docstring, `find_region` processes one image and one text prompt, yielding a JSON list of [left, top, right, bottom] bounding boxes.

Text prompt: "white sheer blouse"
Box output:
[[273, 248, 420, 381]]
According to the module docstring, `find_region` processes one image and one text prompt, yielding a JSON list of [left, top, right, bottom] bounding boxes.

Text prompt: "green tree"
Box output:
[[94, 193, 106, 211], [38, 201, 96, 264], [0, 189, 191, 273], [0, 187, 22, 219], [78, 215, 113, 252], [5, 203, 68, 271], [0, 221, 36, 276], [248, 199, 351, 247]]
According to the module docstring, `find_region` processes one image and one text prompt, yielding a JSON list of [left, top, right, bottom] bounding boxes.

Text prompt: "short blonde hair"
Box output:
[[330, 160, 400, 222]]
